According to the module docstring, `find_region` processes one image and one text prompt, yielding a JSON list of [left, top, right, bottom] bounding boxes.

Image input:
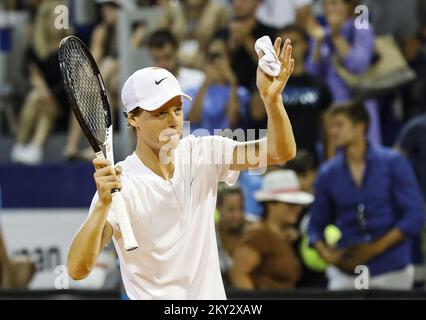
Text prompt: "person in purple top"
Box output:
[[305, 0, 381, 145]]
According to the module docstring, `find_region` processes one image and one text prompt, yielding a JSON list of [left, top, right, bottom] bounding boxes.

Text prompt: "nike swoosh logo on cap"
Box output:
[[155, 77, 168, 85]]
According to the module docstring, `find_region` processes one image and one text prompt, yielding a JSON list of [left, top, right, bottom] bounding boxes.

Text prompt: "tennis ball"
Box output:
[[299, 225, 342, 272], [324, 224, 342, 246]]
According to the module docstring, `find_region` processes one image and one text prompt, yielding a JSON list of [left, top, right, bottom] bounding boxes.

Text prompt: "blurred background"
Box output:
[[0, 0, 426, 299]]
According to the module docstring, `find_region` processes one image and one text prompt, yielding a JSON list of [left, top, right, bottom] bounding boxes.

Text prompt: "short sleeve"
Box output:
[[88, 192, 119, 230], [197, 135, 241, 185]]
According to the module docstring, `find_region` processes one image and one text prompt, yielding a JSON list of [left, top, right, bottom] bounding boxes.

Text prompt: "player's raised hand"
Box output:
[[256, 37, 295, 102], [93, 158, 122, 206]]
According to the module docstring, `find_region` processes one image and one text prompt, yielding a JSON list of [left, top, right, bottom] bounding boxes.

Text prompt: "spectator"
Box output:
[[366, 0, 418, 46], [395, 113, 426, 287], [420, 0, 426, 40], [11, 0, 71, 164], [64, 0, 120, 161], [0, 230, 35, 288], [251, 24, 331, 161], [309, 102, 425, 290], [216, 0, 277, 92], [148, 29, 205, 92], [366, 0, 426, 144], [91, 0, 119, 58], [284, 150, 317, 194], [285, 151, 328, 288], [90, 0, 120, 101], [396, 113, 426, 201], [184, 38, 250, 134], [397, 0, 426, 122], [305, 0, 381, 146], [237, 165, 287, 222], [216, 184, 249, 286], [157, 0, 230, 68], [230, 170, 313, 289], [134, 0, 160, 5], [238, 170, 263, 221], [256, 0, 321, 35]]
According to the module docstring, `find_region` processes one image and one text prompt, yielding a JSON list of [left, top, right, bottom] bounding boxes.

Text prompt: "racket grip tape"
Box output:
[[111, 191, 139, 251]]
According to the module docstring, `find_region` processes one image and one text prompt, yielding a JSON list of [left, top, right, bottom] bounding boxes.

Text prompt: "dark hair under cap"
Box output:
[[329, 101, 370, 133]]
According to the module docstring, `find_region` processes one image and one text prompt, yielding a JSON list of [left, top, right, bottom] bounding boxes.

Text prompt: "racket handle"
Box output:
[[94, 152, 138, 251], [111, 191, 138, 251]]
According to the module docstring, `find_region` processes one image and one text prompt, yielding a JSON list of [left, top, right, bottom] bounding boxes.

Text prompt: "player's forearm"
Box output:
[[263, 95, 296, 163], [67, 201, 110, 280]]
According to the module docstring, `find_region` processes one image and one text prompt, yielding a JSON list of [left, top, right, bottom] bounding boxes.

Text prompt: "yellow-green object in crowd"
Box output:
[[299, 225, 342, 273], [324, 224, 342, 246], [214, 209, 220, 223]]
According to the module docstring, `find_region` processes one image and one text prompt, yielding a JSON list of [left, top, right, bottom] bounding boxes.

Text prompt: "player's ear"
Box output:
[[127, 107, 142, 128], [127, 113, 136, 127]]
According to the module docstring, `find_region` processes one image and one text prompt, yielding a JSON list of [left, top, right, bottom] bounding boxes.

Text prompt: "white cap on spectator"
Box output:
[[121, 67, 191, 113], [254, 170, 314, 205]]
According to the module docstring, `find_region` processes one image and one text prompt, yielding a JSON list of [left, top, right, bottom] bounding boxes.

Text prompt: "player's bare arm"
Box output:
[[230, 38, 296, 171], [67, 158, 120, 280]]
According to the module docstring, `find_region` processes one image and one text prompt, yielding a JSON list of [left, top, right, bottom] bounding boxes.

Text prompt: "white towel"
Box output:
[[254, 36, 281, 77]]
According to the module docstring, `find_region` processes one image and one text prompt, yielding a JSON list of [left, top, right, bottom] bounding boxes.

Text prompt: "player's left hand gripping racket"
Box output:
[[59, 36, 138, 251]]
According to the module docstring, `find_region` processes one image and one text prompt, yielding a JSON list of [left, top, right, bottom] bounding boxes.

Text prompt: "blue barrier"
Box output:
[[0, 163, 96, 208]]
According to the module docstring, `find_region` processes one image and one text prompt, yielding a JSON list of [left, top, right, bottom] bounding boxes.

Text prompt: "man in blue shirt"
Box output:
[[309, 102, 425, 290]]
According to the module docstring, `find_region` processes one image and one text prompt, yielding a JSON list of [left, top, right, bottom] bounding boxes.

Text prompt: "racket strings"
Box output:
[[61, 39, 110, 144]]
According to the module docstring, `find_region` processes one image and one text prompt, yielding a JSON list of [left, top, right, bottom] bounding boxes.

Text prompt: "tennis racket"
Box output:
[[59, 36, 138, 251]]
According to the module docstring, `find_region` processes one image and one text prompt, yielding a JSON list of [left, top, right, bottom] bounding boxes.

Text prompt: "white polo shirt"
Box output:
[[88, 135, 240, 300]]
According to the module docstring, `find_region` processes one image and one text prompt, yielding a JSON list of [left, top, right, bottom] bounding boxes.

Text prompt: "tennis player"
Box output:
[[67, 38, 296, 299]]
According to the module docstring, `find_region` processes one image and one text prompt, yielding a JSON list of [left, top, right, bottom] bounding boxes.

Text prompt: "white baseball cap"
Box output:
[[121, 67, 192, 113], [254, 170, 314, 205]]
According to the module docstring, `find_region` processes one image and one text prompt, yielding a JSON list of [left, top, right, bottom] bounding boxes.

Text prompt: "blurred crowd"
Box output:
[[1, 0, 426, 292]]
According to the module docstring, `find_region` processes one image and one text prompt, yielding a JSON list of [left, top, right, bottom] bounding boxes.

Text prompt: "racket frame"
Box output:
[[59, 36, 138, 251]]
